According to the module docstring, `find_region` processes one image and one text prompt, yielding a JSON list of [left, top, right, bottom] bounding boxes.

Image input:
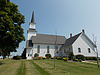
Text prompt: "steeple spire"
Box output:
[[31, 11, 35, 24]]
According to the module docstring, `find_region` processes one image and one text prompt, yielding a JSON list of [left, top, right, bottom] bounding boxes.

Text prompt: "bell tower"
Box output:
[[27, 11, 37, 40]]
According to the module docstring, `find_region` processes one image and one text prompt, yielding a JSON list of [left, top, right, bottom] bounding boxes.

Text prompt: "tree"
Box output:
[[0, 0, 25, 59], [92, 34, 99, 68]]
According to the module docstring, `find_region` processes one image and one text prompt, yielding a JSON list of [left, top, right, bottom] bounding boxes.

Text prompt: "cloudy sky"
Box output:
[[11, 0, 100, 56]]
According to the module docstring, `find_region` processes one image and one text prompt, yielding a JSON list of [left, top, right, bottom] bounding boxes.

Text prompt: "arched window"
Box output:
[[78, 48, 81, 53], [47, 46, 49, 53], [88, 48, 91, 53], [37, 45, 40, 53]]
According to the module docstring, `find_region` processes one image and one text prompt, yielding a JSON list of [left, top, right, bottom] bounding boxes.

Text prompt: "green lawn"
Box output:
[[0, 59, 100, 75]]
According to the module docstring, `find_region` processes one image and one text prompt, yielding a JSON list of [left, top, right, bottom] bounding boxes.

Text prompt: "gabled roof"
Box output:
[[64, 32, 82, 46], [82, 33, 96, 47], [31, 34, 66, 45]]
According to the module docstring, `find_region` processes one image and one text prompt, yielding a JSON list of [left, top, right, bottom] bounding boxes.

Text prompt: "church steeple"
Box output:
[[29, 11, 36, 29], [28, 11, 37, 40], [31, 11, 35, 24]]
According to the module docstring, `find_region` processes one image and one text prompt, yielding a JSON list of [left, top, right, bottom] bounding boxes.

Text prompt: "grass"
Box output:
[[31, 60, 50, 75], [0, 59, 100, 75], [17, 60, 26, 75], [0, 59, 21, 75], [25, 60, 41, 75], [33, 59, 100, 75]]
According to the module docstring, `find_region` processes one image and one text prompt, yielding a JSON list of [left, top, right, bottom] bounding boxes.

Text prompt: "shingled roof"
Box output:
[[31, 34, 66, 45], [64, 32, 82, 46]]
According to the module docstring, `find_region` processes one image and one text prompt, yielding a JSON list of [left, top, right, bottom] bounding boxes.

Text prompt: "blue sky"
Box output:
[[10, 0, 100, 56]]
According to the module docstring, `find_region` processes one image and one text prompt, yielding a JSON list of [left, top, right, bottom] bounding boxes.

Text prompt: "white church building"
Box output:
[[26, 12, 96, 59]]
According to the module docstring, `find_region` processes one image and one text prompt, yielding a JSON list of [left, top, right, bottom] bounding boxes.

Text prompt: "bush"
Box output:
[[73, 58, 78, 62], [33, 56, 43, 60], [45, 54, 51, 58], [13, 56, 22, 60], [33, 57, 38, 60], [68, 52, 74, 60], [51, 57, 54, 59], [78, 59, 82, 62], [63, 57, 68, 61], [43, 57, 46, 59], [75, 55, 85, 61], [34, 53, 39, 57], [85, 57, 97, 60], [56, 57, 62, 60]]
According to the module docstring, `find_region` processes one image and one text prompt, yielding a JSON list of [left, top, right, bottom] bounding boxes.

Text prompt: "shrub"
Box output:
[[73, 56, 82, 62], [56, 57, 62, 60], [63, 57, 68, 61], [51, 57, 54, 59], [34, 53, 39, 57], [78, 59, 82, 62], [73, 58, 78, 62], [85, 57, 97, 60], [33, 57, 38, 60], [33, 57, 41, 60], [43, 57, 46, 59], [68, 52, 74, 60], [45, 54, 51, 58], [75, 55, 85, 61], [13, 56, 22, 60], [38, 56, 43, 60]]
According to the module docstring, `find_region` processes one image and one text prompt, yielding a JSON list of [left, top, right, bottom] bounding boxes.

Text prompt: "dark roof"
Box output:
[[31, 34, 66, 44], [64, 33, 82, 46]]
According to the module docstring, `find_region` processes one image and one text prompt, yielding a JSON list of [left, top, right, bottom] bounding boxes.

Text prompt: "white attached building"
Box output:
[[25, 12, 96, 59], [60, 30, 96, 57]]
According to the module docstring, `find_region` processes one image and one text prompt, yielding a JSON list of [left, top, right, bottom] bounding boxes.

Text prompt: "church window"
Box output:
[[78, 48, 81, 53], [37, 45, 40, 53], [88, 48, 91, 53], [47, 46, 49, 53]]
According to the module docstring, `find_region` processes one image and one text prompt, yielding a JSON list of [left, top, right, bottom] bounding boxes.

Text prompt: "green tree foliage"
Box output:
[[45, 54, 51, 58], [0, 0, 25, 58]]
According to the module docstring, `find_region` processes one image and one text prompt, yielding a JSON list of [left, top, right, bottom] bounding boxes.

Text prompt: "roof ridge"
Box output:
[[37, 33, 65, 37]]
